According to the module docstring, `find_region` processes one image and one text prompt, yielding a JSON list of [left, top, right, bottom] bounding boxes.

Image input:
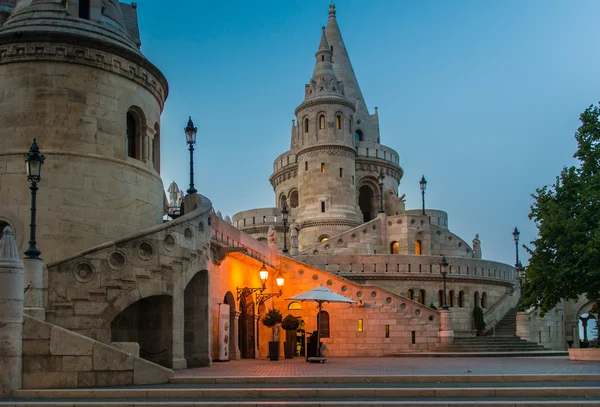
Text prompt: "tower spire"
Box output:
[[306, 26, 344, 100]]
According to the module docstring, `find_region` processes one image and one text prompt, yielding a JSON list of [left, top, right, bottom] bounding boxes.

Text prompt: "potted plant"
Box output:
[[261, 308, 283, 361], [282, 314, 300, 359], [473, 305, 485, 336]]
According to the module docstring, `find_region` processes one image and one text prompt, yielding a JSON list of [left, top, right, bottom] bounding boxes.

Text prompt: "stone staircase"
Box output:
[[431, 308, 560, 355], [3, 374, 600, 406]]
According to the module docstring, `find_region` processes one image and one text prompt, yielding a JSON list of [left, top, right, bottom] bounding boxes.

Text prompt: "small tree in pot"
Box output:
[[282, 314, 300, 359], [473, 305, 485, 336], [261, 308, 283, 361]]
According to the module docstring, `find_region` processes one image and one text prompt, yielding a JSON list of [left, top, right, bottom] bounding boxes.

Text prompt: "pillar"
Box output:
[[22, 258, 45, 320], [254, 314, 260, 359], [0, 227, 24, 397], [516, 311, 531, 342], [439, 309, 454, 344], [230, 311, 241, 360], [172, 288, 187, 370]]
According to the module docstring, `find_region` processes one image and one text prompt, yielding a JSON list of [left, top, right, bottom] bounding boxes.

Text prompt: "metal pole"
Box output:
[[421, 189, 426, 216], [282, 217, 288, 253], [24, 181, 40, 259], [515, 237, 519, 266], [378, 183, 384, 213], [187, 143, 197, 194], [442, 272, 448, 310], [316, 301, 322, 357]]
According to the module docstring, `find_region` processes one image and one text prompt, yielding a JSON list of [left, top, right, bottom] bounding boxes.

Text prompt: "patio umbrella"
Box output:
[[287, 286, 355, 360]]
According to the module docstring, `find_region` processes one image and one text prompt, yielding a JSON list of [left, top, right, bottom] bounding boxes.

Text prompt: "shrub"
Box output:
[[473, 305, 485, 333]]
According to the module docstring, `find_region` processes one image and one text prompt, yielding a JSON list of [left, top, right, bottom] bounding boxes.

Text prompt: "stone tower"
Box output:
[[266, 5, 403, 251], [0, 0, 168, 262]]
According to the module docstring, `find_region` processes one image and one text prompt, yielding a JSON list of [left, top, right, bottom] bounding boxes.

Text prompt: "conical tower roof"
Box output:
[[304, 25, 346, 102], [325, 4, 369, 115]]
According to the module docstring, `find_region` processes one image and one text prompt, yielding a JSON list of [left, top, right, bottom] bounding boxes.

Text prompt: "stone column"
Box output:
[[230, 311, 241, 360], [0, 227, 24, 397], [254, 314, 260, 359], [22, 258, 45, 320], [439, 309, 454, 344], [171, 288, 187, 370], [516, 311, 531, 342]]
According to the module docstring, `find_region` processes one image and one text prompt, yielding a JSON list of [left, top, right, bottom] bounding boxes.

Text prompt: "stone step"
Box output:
[[10, 385, 600, 400], [393, 351, 568, 357]]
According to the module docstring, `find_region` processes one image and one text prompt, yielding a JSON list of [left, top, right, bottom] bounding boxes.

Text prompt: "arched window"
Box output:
[[437, 290, 443, 308], [390, 241, 399, 254], [289, 190, 298, 208], [0, 220, 9, 236], [418, 289, 426, 305], [153, 122, 160, 172], [354, 129, 363, 143], [319, 115, 325, 130], [458, 290, 465, 308], [279, 194, 287, 209], [319, 236, 329, 243], [126, 112, 136, 158], [481, 292, 487, 308], [336, 114, 341, 130], [415, 240, 422, 255], [358, 185, 375, 222], [317, 310, 330, 338], [288, 302, 302, 310], [448, 290, 454, 307], [79, 0, 90, 19], [407, 289, 414, 300], [304, 118, 309, 133], [474, 291, 480, 308]]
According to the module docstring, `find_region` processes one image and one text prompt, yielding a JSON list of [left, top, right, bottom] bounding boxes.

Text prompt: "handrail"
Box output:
[[485, 318, 499, 337], [484, 286, 515, 317]]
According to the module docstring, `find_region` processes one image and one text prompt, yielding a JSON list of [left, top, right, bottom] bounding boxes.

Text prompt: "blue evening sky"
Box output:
[[136, 0, 600, 266]]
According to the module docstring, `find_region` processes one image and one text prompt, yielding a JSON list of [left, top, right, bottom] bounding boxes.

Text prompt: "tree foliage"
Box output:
[[521, 104, 600, 313]]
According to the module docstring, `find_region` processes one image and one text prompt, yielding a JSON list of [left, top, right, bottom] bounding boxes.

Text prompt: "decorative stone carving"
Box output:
[[267, 225, 276, 245], [473, 234, 482, 259]]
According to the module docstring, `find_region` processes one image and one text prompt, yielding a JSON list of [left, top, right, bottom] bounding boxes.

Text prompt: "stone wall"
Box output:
[[22, 315, 172, 389], [516, 306, 566, 351]]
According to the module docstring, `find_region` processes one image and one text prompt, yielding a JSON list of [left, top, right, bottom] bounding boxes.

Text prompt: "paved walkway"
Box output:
[[175, 357, 600, 378]]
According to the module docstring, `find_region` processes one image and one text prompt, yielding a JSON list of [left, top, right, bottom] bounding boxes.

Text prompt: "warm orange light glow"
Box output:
[[276, 271, 284, 289], [259, 263, 268, 286], [415, 240, 422, 255]]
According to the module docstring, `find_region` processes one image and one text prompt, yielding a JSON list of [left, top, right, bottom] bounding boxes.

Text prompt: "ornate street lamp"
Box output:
[[281, 202, 289, 253], [420, 175, 427, 216], [440, 255, 449, 310], [236, 263, 285, 303], [257, 270, 285, 303], [512, 226, 520, 267], [184, 117, 198, 194], [258, 263, 269, 289], [378, 170, 385, 214], [24, 139, 45, 260]]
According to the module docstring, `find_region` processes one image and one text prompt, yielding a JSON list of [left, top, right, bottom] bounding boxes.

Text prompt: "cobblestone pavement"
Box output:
[[175, 357, 600, 377]]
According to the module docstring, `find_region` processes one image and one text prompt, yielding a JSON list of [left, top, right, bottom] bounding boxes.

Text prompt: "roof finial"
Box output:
[[329, 3, 336, 19]]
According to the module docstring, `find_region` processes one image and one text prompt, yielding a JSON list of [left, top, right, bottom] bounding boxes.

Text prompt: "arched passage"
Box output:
[[358, 185, 375, 222], [289, 190, 299, 208], [390, 241, 399, 254], [110, 294, 173, 368], [184, 270, 210, 366], [238, 289, 255, 358], [223, 291, 239, 360]]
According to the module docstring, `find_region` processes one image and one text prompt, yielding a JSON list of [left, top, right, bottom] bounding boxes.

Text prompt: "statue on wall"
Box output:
[[290, 223, 300, 249], [473, 234, 482, 259], [385, 190, 406, 215], [267, 225, 276, 245]]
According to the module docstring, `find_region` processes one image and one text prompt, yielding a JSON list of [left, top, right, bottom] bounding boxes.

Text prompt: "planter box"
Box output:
[[569, 348, 600, 361]]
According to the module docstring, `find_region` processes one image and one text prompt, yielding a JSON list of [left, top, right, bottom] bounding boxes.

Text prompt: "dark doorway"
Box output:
[[111, 295, 173, 367], [359, 185, 374, 222], [223, 291, 237, 359], [238, 289, 255, 358], [184, 270, 210, 366]]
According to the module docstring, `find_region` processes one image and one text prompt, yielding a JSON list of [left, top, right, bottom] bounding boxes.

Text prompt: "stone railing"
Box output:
[[297, 217, 381, 255], [273, 151, 298, 172], [483, 285, 519, 334], [355, 142, 400, 166], [294, 254, 516, 284], [231, 207, 299, 230], [211, 214, 271, 265]]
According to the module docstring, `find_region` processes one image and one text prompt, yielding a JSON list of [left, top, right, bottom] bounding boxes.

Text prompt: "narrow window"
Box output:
[[263, 216, 266, 223], [321, 55, 325, 62], [330, 45, 333, 52], [321, 201, 325, 213], [252, 217, 255, 225], [321, 163, 325, 173], [352, 175, 355, 185], [366, 147, 369, 157], [358, 319, 363, 332], [390, 241, 399, 254], [336, 115, 341, 129], [319, 115, 325, 129], [126, 112, 136, 158], [79, 0, 91, 19], [415, 240, 422, 255], [304, 118, 309, 133], [385, 325, 390, 338], [407, 289, 414, 300], [305, 161, 308, 171], [339, 168, 343, 177], [243, 219, 246, 226], [411, 331, 416, 344], [287, 156, 290, 165], [418, 289, 425, 305]]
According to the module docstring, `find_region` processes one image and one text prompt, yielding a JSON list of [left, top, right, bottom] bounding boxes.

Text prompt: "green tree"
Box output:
[[521, 104, 600, 314]]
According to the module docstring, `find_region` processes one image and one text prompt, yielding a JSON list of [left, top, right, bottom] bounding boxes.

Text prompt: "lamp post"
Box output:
[[24, 139, 45, 260], [420, 175, 427, 216], [512, 226, 520, 267], [440, 255, 449, 310], [281, 202, 289, 253], [378, 170, 385, 214], [184, 117, 198, 194], [236, 263, 285, 303]]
